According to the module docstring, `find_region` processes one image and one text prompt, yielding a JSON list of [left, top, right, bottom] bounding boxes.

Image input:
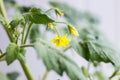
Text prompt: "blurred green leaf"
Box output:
[[34, 39, 87, 80], [9, 19, 19, 29], [4, 0, 16, 4], [72, 26, 120, 68], [6, 43, 26, 65], [7, 72, 19, 80], [0, 72, 8, 80], [92, 41, 120, 68], [50, 2, 99, 26], [9, 17, 23, 30], [23, 7, 54, 24], [18, 6, 31, 13]]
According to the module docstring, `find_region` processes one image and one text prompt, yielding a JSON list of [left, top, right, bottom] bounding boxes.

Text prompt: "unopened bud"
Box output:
[[68, 25, 79, 36]]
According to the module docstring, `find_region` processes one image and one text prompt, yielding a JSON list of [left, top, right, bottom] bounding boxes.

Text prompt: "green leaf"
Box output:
[[34, 39, 87, 80], [0, 72, 8, 80], [23, 7, 54, 24], [9, 18, 23, 30], [7, 72, 19, 80], [4, 0, 16, 4], [72, 27, 120, 68], [19, 6, 31, 13], [6, 43, 18, 65], [6, 43, 26, 65], [88, 41, 120, 67]]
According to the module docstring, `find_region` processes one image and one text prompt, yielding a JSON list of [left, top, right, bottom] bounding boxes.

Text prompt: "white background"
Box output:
[[0, 0, 120, 80]]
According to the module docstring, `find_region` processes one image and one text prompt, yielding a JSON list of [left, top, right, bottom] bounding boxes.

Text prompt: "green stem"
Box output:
[[54, 26, 61, 37], [87, 62, 93, 80], [20, 44, 34, 48], [0, 49, 3, 55], [42, 70, 49, 80], [54, 21, 68, 25], [21, 23, 27, 44], [24, 22, 33, 44], [44, 8, 55, 13], [109, 69, 119, 79], [19, 61, 34, 80], [63, 45, 72, 52], [0, 0, 8, 22], [0, 1, 34, 80], [0, 0, 14, 42], [0, 53, 6, 61]]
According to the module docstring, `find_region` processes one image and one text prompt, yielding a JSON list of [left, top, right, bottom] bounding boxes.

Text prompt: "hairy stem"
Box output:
[[0, 0, 14, 42], [55, 21, 68, 25], [0, 49, 3, 55], [63, 45, 72, 52], [21, 23, 27, 44], [20, 44, 34, 48], [42, 70, 49, 80], [87, 62, 93, 80], [44, 8, 55, 13], [54, 26, 61, 37], [19, 61, 34, 80], [0, 53, 6, 61], [109, 69, 119, 80], [0, 0, 8, 22], [24, 22, 33, 44]]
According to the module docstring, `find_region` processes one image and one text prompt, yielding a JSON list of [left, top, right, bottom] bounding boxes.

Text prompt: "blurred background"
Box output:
[[0, 0, 120, 80]]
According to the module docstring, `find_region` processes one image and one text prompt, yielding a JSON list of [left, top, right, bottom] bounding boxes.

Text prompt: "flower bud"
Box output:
[[68, 25, 79, 36], [55, 9, 64, 16], [48, 22, 54, 29]]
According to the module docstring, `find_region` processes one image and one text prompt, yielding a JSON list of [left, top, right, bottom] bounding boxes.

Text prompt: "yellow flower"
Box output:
[[55, 9, 64, 16], [50, 34, 71, 48], [68, 25, 79, 36], [48, 22, 54, 29]]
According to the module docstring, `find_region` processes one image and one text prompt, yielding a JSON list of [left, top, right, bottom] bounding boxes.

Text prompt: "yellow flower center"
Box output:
[[50, 34, 71, 48]]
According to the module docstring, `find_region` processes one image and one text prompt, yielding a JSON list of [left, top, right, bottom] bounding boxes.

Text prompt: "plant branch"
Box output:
[[21, 22, 27, 44], [54, 21, 68, 25], [24, 22, 33, 44], [0, 0, 8, 22], [20, 44, 34, 48], [109, 69, 119, 80], [63, 45, 72, 52], [0, 0, 14, 42], [54, 26, 61, 37], [42, 70, 49, 80], [87, 62, 93, 80], [44, 8, 55, 13], [0, 1, 35, 80], [0, 49, 3, 54], [0, 53, 6, 61], [19, 61, 34, 80]]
